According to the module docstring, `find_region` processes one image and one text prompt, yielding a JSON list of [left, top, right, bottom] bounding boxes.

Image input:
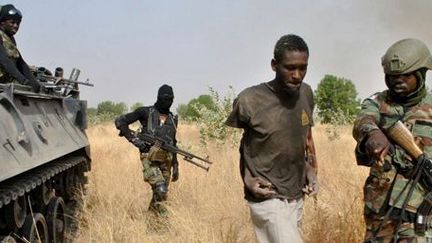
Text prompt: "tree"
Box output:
[[177, 94, 217, 120], [130, 102, 144, 112], [87, 107, 97, 117], [96, 101, 128, 116], [176, 104, 189, 118], [315, 74, 361, 124]]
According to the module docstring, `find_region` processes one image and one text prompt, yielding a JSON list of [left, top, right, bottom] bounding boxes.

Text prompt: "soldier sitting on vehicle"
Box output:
[[0, 4, 40, 92]]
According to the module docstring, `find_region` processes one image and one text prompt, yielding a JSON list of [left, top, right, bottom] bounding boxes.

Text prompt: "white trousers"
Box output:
[[248, 197, 304, 243]]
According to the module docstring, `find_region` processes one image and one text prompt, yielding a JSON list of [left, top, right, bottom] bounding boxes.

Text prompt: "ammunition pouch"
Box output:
[[147, 146, 169, 162]]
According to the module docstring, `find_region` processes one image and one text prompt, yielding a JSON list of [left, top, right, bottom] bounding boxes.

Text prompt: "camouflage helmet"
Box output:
[[381, 39, 432, 75]]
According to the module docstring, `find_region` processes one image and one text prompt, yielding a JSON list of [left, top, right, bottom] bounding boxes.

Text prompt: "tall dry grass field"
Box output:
[[75, 122, 369, 243]]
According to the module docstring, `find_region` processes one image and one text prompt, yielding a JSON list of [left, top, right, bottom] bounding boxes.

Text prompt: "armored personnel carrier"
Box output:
[[0, 67, 93, 243]]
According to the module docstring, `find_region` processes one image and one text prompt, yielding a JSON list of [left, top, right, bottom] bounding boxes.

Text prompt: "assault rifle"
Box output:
[[139, 132, 213, 171], [40, 75, 94, 87], [385, 121, 432, 234], [386, 121, 432, 188]]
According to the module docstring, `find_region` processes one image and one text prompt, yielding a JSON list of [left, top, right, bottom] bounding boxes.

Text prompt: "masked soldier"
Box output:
[[115, 84, 179, 216], [0, 4, 40, 92], [353, 39, 432, 242]]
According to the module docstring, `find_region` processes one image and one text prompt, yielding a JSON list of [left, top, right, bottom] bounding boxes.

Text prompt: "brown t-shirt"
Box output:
[[226, 82, 314, 201]]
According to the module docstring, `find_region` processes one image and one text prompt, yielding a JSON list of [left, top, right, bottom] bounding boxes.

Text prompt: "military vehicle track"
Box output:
[[0, 156, 88, 209], [0, 68, 93, 242]]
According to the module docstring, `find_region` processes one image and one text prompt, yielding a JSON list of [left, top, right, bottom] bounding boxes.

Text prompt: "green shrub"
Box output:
[[194, 86, 241, 147]]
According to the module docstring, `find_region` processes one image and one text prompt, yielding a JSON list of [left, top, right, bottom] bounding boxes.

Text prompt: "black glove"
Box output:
[[24, 79, 41, 93], [130, 138, 148, 150], [172, 159, 179, 182]]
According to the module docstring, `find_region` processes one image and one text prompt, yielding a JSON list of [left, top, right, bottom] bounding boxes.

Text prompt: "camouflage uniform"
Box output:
[[354, 91, 432, 242], [353, 39, 432, 243], [138, 107, 177, 215], [114, 84, 178, 217], [0, 29, 20, 83], [141, 146, 174, 186]]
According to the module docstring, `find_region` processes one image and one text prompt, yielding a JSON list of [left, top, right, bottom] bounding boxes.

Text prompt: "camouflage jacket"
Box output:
[[0, 30, 20, 82], [353, 90, 432, 214]]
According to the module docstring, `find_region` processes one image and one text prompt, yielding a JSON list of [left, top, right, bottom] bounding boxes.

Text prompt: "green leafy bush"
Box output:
[[87, 100, 128, 125], [194, 87, 241, 147], [177, 94, 217, 121]]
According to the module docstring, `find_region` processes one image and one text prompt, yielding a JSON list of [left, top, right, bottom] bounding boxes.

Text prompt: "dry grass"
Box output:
[[74, 122, 369, 243]]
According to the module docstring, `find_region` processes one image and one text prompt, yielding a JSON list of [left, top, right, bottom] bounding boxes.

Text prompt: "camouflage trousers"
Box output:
[[140, 146, 173, 215], [364, 212, 432, 243]]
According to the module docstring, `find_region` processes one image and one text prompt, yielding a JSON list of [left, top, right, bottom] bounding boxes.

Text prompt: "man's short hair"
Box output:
[[274, 34, 309, 61]]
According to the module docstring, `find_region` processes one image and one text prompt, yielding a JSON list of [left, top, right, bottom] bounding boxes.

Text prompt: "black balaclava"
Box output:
[[0, 4, 22, 22], [154, 84, 174, 114]]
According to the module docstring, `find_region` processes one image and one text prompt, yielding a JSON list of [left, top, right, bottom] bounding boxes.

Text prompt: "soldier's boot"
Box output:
[[154, 202, 169, 218]]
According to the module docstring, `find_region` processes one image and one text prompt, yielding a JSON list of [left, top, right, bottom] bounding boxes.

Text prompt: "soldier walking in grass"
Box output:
[[353, 38, 432, 242], [226, 34, 319, 243], [115, 84, 179, 217]]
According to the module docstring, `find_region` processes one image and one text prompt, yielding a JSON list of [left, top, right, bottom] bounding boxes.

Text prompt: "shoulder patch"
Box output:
[[301, 109, 310, 126]]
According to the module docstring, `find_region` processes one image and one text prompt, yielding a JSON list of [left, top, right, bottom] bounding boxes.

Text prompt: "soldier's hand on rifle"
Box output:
[[365, 129, 390, 162], [23, 78, 41, 93], [31, 81, 41, 93], [244, 167, 276, 198], [172, 158, 179, 182], [131, 138, 147, 150]]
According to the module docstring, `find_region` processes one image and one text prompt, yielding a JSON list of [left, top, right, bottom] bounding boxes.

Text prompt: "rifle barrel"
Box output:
[[38, 74, 94, 87], [176, 149, 212, 164], [183, 157, 210, 171]]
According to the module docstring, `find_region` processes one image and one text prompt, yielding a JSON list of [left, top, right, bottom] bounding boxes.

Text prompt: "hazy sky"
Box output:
[[6, 0, 432, 109]]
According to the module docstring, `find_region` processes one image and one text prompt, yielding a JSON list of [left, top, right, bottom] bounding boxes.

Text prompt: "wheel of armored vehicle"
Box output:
[[20, 213, 49, 243], [0, 68, 93, 242], [34, 182, 54, 206], [46, 196, 66, 243], [4, 195, 26, 229], [0, 236, 16, 243]]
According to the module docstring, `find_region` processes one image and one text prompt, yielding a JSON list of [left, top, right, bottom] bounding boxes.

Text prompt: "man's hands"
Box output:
[[303, 163, 319, 196], [244, 168, 276, 198], [23, 79, 41, 93], [129, 138, 150, 151], [365, 129, 390, 162]]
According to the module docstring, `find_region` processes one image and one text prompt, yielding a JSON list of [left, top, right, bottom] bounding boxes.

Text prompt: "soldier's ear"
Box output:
[[271, 58, 277, 71]]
